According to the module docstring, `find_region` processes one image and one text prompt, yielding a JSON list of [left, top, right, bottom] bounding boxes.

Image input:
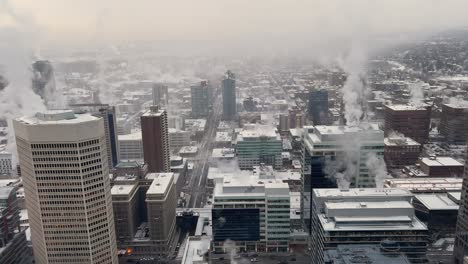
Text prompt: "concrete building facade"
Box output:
[[141, 106, 170, 172], [191, 81, 211, 118], [0, 151, 12, 176], [440, 103, 468, 145], [118, 131, 144, 162], [13, 110, 117, 264]]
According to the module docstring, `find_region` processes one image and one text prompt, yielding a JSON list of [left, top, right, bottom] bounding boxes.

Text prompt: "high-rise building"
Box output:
[[222, 70, 236, 120], [302, 124, 385, 190], [440, 103, 468, 145], [111, 184, 139, 242], [152, 83, 169, 107], [384, 104, 432, 144], [236, 125, 283, 170], [311, 188, 427, 264], [0, 151, 12, 176], [212, 176, 290, 253], [307, 89, 329, 125], [454, 149, 468, 263], [70, 104, 120, 168], [146, 173, 177, 243], [13, 110, 117, 264], [111, 172, 177, 259], [141, 106, 170, 172], [190, 81, 211, 118], [0, 185, 29, 264], [279, 114, 290, 133]]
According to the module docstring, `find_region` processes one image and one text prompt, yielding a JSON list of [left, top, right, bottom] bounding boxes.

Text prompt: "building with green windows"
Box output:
[[236, 125, 283, 170]]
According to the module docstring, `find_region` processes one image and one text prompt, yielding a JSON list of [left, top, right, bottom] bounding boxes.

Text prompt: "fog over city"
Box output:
[[2, 1, 468, 264]]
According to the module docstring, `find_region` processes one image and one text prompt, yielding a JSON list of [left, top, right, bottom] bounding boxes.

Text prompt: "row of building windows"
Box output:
[[33, 156, 79, 162], [31, 143, 77, 149], [79, 146, 100, 155], [78, 139, 99, 148], [33, 150, 78, 156]]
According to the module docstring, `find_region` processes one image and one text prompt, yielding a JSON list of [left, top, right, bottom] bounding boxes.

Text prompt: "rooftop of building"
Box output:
[[215, 131, 232, 142], [146, 173, 173, 195], [0, 186, 15, 201], [141, 106, 165, 117], [0, 178, 20, 187], [118, 131, 142, 141], [384, 177, 462, 192], [214, 176, 289, 198], [384, 136, 421, 146], [318, 200, 427, 232], [237, 124, 280, 140], [443, 101, 468, 109], [306, 124, 384, 145], [111, 184, 137, 196], [211, 148, 236, 158], [16, 110, 99, 125], [181, 237, 210, 264], [314, 188, 413, 199], [325, 200, 414, 210], [414, 193, 460, 210], [116, 160, 143, 169], [420, 156, 463, 167], [113, 174, 138, 182], [145, 172, 175, 180], [324, 244, 411, 264], [179, 146, 198, 154], [385, 103, 431, 111]]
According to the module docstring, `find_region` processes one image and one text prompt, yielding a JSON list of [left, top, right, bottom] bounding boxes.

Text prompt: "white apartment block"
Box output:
[[118, 131, 143, 162], [13, 110, 117, 264], [0, 151, 12, 176], [169, 128, 191, 150]]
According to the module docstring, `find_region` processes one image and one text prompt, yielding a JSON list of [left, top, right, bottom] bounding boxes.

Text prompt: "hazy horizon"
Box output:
[[2, 0, 468, 56]]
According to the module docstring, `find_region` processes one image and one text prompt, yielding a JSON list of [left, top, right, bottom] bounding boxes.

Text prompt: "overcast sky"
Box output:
[[4, 0, 468, 55]]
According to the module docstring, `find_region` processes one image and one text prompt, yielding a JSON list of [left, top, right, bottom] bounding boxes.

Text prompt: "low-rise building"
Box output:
[[311, 188, 427, 264], [419, 157, 464, 178], [384, 136, 421, 169], [384, 177, 462, 193]]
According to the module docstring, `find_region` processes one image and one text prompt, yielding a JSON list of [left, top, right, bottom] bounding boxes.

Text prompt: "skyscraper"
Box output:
[[141, 106, 170, 172], [13, 110, 117, 264], [307, 89, 329, 125], [152, 83, 169, 107], [190, 80, 211, 118], [222, 70, 236, 120], [455, 150, 468, 263], [70, 104, 120, 168]]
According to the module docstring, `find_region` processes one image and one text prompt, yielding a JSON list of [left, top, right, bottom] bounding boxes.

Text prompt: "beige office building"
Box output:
[[13, 110, 117, 264]]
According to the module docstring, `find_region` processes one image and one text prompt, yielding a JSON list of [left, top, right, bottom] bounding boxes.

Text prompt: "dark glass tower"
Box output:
[[222, 70, 236, 120], [307, 89, 329, 125]]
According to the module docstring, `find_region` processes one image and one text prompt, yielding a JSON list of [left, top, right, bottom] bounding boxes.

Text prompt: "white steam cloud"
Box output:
[[0, 0, 46, 163]]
